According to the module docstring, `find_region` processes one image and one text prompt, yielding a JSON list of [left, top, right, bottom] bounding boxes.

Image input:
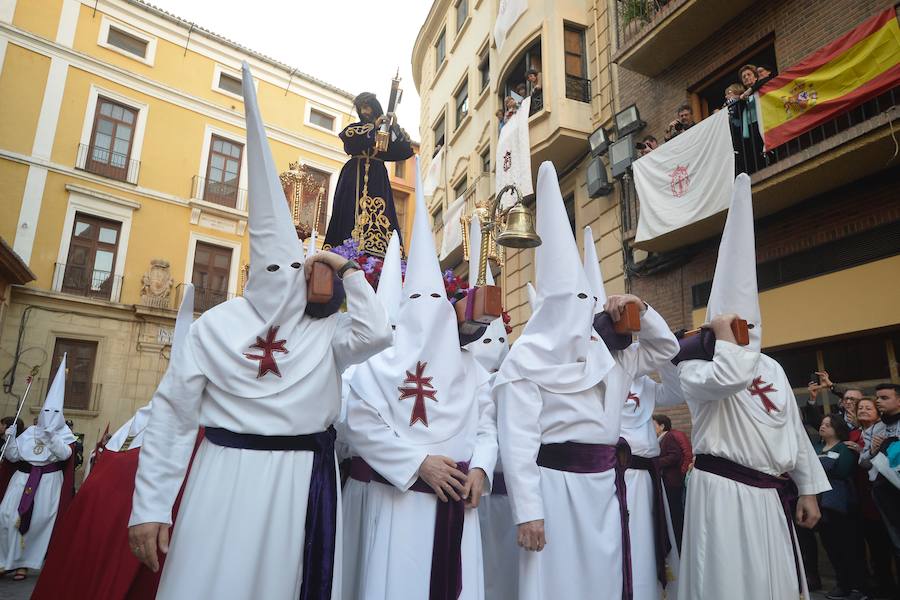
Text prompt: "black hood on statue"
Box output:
[[353, 92, 384, 122]]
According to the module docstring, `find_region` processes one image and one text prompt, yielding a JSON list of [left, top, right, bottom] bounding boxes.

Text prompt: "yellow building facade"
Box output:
[[413, 0, 624, 336], [0, 0, 412, 462]]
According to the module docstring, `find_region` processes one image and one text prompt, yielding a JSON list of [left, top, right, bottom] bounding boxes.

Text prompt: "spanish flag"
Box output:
[[757, 8, 900, 150]]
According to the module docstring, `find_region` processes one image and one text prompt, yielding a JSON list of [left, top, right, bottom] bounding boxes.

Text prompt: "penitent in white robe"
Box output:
[[497, 308, 678, 600], [620, 371, 683, 600], [0, 431, 72, 570], [342, 359, 497, 600], [676, 342, 830, 600], [130, 272, 390, 600]]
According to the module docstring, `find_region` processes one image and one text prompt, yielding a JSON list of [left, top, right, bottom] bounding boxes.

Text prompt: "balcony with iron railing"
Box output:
[[564, 75, 591, 104], [612, 0, 755, 77], [75, 143, 140, 184], [176, 282, 235, 314], [624, 85, 900, 251], [191, 175, 248, 211], [52, 262, 123, 303]]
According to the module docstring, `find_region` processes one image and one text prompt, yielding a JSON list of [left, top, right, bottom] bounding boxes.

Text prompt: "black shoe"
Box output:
[[828, 589, 851, 600]]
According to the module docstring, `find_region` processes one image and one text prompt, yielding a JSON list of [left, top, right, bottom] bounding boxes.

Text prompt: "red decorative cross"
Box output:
[[398, 361, 437, 427], [503, 151, 512, 172], [244, 326, 289, 379], [627, 392, 641, 408], [748, 376, 778, 413]]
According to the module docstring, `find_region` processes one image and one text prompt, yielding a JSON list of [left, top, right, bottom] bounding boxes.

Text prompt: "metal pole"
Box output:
[[0, 366, 39, 459]]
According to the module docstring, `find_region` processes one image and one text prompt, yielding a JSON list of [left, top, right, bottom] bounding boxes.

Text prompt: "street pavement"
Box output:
[[0, 569, 850, 599], [0, 571, 37, 600]]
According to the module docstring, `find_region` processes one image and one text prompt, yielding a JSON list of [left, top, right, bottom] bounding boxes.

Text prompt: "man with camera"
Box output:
[[664, 104, 695, 141], [636, 135, 658, 157]]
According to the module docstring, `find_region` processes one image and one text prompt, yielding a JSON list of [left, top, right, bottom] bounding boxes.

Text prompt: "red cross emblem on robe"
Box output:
[[243, 326, 289, 379], [748, 376, 778, 413], [398, 361, 437, 427]]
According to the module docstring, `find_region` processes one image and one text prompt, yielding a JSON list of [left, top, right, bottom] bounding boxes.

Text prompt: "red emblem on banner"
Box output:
[[244, 326, 289, 378], [669, 164, 690, 198], [398, 361, 438, 427], [503, 151, 512, 172], [627, 392, 641, 408], [748, 376, 778, 413]]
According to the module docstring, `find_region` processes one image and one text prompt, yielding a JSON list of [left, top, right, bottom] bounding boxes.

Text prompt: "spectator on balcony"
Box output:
[[735, 65, 765, 168], [636, 135, 658, 157], [503, 96, 518, 124], [526, 69, 543, 109], [512, 82, 528, 106], [496, 108, 506, 133], [755, 65, 777, 89], [723, 83, 746, 170], [664, 104, 695, 141]]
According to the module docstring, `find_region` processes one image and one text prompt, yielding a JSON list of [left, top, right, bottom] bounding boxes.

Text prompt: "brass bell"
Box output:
[[497, 203, 541, 248]]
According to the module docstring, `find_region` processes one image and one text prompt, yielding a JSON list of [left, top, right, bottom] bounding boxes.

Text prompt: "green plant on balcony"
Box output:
[[620, 0, 653, 27]]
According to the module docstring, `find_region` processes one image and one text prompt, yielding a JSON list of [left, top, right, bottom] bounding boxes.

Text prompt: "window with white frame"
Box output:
[[77, 86, 148, 185], [212, 65, 247, 100], [97, 16, 156, 66], [54, 187, 137, 304], [308, 108, 336, 131], [185, 234, 241, 313]]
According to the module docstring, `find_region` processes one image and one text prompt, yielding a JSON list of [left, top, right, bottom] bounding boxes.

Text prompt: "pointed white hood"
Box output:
[[582, 225, 607, 313], [189, 63, 338, 397], [349, 158, 480, 446], [376, 231, 403, 326], [107, 286, 195, 452], [18, 354, 76, 462], [495, 162, 615, 394], [463, 215, 509, 373], [705, 173, 761, 351]]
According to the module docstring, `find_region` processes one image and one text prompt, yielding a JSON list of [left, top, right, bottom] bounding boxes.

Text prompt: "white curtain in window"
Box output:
[[439, 195, 467, 260]]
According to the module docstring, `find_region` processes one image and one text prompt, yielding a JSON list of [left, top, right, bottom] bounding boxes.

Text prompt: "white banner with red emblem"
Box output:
[[495, 96, 534, 207], [633, 109, 734, 244]]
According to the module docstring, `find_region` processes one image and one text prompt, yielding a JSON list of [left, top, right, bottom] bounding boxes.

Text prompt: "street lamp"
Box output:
[[589, 126, 610, 156], [614, 104, 645, 138]]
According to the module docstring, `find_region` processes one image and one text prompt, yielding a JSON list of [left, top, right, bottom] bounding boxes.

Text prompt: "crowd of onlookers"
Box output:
[[639, 64, 778, 173], [648, 373, 900, 600], [798, 373, 900, 600], [496, 69, 542, 131]]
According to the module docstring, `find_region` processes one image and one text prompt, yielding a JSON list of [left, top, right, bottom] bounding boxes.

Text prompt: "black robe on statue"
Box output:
[[324, 120, 413, 256]]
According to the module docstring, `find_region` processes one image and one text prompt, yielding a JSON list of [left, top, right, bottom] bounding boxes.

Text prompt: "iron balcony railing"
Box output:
[[177, 282, 234, 313], [191, 175, 248, 211], [565, 75, 591, 103], [76, 143, 140, 184], [614, 0, 674, 49], [731, 85, 899, 176], [53, 262, 123, 302]]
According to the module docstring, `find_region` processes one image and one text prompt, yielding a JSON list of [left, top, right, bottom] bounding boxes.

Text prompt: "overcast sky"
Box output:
[[150, 0, 433, 141]]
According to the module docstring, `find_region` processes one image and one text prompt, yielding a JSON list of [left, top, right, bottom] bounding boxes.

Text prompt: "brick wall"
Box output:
[[616, 0, 896, 145], [631, 165, 900, 332]]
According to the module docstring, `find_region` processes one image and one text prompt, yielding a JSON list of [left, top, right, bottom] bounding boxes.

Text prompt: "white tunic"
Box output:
[[497, 308, 678, 600], [620, 371, 682, 600], [342, 357, 497, 600], [676, 342, 830, 600], [0, 431, 72, 570], [130, 271, 390, 600]]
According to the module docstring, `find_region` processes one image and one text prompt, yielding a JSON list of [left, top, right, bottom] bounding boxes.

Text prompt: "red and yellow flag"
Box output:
[[757, 8, 900, 150]]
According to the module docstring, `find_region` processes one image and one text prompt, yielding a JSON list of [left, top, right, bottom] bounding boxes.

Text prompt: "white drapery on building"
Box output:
[[439, 194, 467, 260], [493, 0, 527, 51], [633, 109, 735, 244], [496, 96, 534, 209]]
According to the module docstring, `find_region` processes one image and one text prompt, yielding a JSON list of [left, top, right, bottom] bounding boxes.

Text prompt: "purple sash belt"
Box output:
[[694, 454, 803, 595], [537, 440, 633, 600], [628, 455, 672, 588], [491, 471, 507, 495], [16, 460, 65, 535], [204, 427, 337, 600], [349, 457, 468, 600]]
